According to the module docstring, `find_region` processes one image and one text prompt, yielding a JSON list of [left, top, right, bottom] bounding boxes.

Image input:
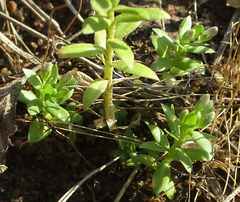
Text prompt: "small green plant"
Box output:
[[151, 15, 218, 86], [111, 94, 216, 200], [18, 63, 82, 143], [56, 0, 170, 130]]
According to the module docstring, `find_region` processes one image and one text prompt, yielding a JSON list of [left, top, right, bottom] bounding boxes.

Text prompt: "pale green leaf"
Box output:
[[140, 141, 168, 153], [115, 21, 141, 39], [90, 0, 112, 13], [23, 68, 42, 90], [110, 0, 120, 6], [83, 79, 108, 110], [192, 25, 204, 39], [44, 64, 58, 85], [186, 45, 215, 54], [183, 148, 213, 161], [164, 179, 175, 200], [144, 8, 171, 20], [179, 15, 192, 39], [57, 43, 105, 59], [44, 98, 70, 121], [108, 39, 134, 69], [152, 163, 172, 195], [152, 36, 171, 58], [112, 60, 159, 81], [148, 125, 169, 148], [132, 154, 157, 168], [18, 90, 37, 104], [184, 111, 197, 127], [94, 29, 106, 49], [113, 5, 170, 21], [161, 104, 180, 137], [115, 13, 147, 23], [191, 131, 214, 155], [27, 99, 43, 115], [175, 148, 193, 173], [82, 16, 112, 34], [173, 57, 204, 74], [153, 28, 178, 51], [151, 58, 173, 72]]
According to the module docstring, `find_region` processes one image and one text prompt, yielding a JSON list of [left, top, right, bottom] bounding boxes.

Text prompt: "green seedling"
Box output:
[[56, 0, 170, 131], [112, 94, 216, 200], [18, 62, 82, 144], [151, 15, 218, 86]]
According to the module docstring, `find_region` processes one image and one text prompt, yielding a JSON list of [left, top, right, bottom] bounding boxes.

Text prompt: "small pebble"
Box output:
[[7, 1, 17, 12]]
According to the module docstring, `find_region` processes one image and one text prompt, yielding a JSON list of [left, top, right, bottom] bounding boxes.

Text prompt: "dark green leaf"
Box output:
[[66, 132, 76, 145], [28, 117, 52, 143]]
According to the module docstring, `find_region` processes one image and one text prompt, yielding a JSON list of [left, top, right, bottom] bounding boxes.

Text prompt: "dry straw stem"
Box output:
[[210, 14, 240, 201]]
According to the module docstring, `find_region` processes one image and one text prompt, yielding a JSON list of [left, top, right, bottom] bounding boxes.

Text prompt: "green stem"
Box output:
[[104, 9, 115, 129], [162, 130, 189, 164]]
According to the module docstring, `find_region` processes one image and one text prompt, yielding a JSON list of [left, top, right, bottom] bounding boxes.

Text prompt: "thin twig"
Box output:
[[0, 32, 41, 65], [64, 0, 84, 22], [114, 166, 139, 202], [0, 11, 50, 42], [58, 154, 124, 202], [223, 186, 240, 202]]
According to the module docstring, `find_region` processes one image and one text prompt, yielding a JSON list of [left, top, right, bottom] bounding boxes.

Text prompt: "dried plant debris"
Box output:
[[0, 79, 23, 157]]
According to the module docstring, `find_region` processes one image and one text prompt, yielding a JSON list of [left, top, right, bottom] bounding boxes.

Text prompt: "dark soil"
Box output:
[[0, 0, 236, 202]]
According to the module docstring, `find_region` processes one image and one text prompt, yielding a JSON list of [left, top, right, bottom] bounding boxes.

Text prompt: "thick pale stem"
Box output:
[[104, 9, 115, 130]]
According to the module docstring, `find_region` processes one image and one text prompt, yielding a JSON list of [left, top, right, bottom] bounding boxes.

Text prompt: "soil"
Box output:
[[0, 0, 237, 202]]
